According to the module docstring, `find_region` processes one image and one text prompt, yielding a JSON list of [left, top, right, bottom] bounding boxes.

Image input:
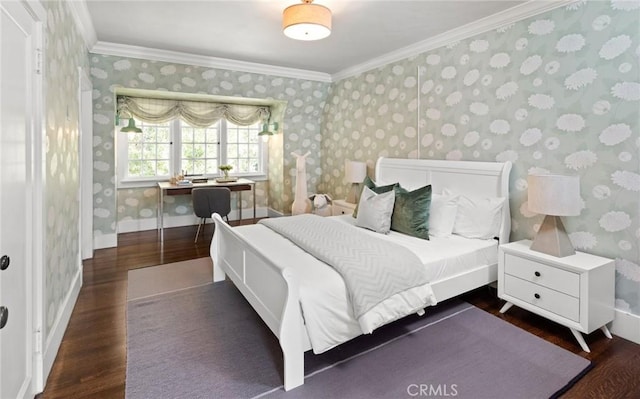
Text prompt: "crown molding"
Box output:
[[90, 41, 332, 83], [331, 0, 576, 81], [66, 0, 97, 50]]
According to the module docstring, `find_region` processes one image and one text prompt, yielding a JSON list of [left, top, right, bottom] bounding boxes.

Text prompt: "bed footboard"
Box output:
[[211, 213, 305, 391]]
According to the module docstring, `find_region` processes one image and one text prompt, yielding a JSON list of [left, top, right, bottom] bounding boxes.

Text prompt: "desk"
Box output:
[[157, 178, 255, 240]]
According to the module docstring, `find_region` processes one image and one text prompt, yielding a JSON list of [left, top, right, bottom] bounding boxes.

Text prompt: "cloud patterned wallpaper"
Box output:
[[90, 56, 329, 236], [43, 0, 88, 341], [319, 1, 639, 314]]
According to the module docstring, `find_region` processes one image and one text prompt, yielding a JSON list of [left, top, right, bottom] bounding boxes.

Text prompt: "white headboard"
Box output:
[[375, 157, 512, 243]]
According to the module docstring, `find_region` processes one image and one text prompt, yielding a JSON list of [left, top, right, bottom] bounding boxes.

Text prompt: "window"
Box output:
[[117, 118, 267, 187]]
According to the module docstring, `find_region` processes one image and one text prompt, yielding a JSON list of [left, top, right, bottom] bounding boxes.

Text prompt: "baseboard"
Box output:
[[42, 266, 83, 386], [611, 308, 640, 345], [117, 207, 271, 234], [93, 233, 117, 250]]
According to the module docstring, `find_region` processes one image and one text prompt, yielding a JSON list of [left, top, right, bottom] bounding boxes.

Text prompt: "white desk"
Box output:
[[157, 178, 255, 240]]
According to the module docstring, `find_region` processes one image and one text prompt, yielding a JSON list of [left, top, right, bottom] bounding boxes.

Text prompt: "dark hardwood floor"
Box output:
[[37, 223, 640, 398]]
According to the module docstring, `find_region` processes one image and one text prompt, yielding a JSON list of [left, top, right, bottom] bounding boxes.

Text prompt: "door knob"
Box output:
[[0, 306, 7, 329], [0, 255, 9, 270]]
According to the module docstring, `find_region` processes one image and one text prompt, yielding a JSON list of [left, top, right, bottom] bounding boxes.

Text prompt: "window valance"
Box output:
[[117, 96, 271, 128]]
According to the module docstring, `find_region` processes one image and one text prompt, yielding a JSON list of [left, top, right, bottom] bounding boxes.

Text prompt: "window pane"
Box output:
[[124, 119, 171, 179], [180, 120, 219, 176], [225, 121, 263, 174]]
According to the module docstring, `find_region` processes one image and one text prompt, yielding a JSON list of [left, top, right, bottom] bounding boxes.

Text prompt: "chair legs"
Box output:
[[194, 215, 230, 242], [194, 217, 205, 242]]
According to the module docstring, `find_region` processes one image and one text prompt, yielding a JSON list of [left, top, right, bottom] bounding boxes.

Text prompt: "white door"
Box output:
[[0, 2, 35, 398]]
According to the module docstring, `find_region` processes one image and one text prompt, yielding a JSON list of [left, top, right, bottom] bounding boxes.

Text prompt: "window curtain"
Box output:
[[117, 96, 271, 128]]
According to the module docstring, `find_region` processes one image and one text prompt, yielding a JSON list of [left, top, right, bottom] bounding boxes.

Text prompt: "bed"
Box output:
[[210, 157, 512, 391]]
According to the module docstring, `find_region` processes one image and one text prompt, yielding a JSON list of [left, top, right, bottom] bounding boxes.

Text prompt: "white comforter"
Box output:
[[233, 215, 496, 354]]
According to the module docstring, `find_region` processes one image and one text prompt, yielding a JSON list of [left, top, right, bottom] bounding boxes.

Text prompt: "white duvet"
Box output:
[[233, 215, 497, 354]]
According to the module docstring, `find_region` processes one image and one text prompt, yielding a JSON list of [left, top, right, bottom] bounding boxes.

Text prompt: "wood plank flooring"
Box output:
[[36, 223, 640, 398]]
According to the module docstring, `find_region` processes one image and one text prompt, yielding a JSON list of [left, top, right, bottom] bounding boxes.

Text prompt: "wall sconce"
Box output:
[[120, 118, 142, 133], [258, 121, 279, 140]]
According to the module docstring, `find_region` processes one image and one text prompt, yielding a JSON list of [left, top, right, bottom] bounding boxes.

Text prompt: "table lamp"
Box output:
[[345, 160, 366, 204], [527, 174, 580, 257]]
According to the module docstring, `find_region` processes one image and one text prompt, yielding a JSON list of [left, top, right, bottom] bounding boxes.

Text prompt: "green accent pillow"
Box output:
[[352, 176, 398, 218], [391, 184, 432, 240]]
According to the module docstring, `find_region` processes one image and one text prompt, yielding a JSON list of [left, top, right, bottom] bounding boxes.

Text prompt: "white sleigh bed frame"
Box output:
[[211, 157, 512, 391]]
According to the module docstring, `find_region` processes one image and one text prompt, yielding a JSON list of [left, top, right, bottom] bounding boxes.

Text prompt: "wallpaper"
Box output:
[[43, 0, 88, 340], [320, 1, 640, 314], [90, 56, 330, 235]]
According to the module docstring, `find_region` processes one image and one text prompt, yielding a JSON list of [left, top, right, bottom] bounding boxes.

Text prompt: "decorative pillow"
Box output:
[[429, 193, 459, 237], [355, 186, 396, 234], [444, 189, 505, 239], [390, 185, 432, 240], [352, 176, 398, 218]]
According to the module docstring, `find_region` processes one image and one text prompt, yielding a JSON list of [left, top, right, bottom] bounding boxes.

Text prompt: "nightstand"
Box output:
[[331, 199, 357, 216], [498, 239, 614, 353]]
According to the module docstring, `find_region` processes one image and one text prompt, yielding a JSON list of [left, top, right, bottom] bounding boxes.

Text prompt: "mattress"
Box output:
[[232, 215, 498, 354]]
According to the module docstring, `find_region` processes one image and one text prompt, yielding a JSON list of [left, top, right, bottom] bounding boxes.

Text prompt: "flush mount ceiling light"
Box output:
[[282, 0, 332, 41]]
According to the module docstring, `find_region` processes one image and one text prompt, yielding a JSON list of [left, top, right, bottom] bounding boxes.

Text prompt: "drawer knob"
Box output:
[[534, 271, 541, 277], [534, 293, 540, 299]]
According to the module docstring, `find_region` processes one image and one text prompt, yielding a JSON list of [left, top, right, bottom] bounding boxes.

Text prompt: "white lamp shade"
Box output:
[[528, 174, 580, 216], [345, 161, 366, 183], [283, 1, 332, 41]]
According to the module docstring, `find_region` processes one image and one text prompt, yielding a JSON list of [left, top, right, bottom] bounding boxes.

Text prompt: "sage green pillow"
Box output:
[[390, 184, 432, 240], [352, 176, 398, 218]]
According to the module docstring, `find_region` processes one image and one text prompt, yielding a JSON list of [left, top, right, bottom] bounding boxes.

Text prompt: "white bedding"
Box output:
[[233, 215, 498, 354]]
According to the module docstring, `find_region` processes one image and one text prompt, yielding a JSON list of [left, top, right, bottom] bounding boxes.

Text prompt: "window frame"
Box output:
[[116, 118, 268, 188]]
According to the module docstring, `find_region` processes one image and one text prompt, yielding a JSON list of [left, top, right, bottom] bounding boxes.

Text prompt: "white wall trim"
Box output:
[[611, 308, 640, 345], [94, 233, 117, 250], [117, 206, 271, 234], [66, 0, 97, 50], [90, 41, 332, 83], [331, 0, 575, 81], [41, 266, 82, 386]]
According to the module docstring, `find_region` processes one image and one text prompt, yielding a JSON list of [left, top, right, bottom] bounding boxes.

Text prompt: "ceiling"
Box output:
[[84, 0, 528, 78]]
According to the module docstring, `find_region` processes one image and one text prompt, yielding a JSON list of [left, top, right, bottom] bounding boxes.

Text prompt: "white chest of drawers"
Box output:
[[498, 240, 614, 352]]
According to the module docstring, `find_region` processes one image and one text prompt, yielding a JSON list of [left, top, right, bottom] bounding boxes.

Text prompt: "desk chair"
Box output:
[[192, 187, 231, 242]]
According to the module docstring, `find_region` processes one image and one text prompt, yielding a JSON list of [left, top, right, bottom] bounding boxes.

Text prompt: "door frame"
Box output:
[[24, 0, 46, 394], [79, 67, 93, 260]]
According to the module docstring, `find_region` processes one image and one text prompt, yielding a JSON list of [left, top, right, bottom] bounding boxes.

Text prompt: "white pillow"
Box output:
[[443, 189, 505, 239], [355, 186, 396, 234], [429, 193, 459, 237]]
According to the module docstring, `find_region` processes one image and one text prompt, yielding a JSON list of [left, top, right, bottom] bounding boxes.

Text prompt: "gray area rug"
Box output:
[[126, 281, 591, 399]]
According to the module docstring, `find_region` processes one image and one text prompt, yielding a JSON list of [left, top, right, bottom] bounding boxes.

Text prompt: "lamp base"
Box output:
[[346, 183, 359, 204], [530, 215, 576, 257]]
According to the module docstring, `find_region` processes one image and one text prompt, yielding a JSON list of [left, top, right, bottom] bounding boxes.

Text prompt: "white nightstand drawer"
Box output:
[[504, 274, 580, 322], [331, 199, 356, 216], [504, 253, 579, 297]]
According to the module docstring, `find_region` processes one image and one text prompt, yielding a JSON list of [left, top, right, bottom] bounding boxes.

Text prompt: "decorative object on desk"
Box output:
[[309, 193, 332, 217], [344, 160, 367, 204], [291, 151, 312, 215], [283, 0, 332, 41], [176, 179, 192, 186], [169, 173, 185, 185], [216, 164, 238, 183], [528, 174, 580, 257]]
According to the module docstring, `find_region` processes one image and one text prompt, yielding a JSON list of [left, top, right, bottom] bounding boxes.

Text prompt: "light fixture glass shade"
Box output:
[[528, 174, 580, 216], [121, 118, 142, 133], [258, 121, 279, 137], [283, 0, 332, 41]]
